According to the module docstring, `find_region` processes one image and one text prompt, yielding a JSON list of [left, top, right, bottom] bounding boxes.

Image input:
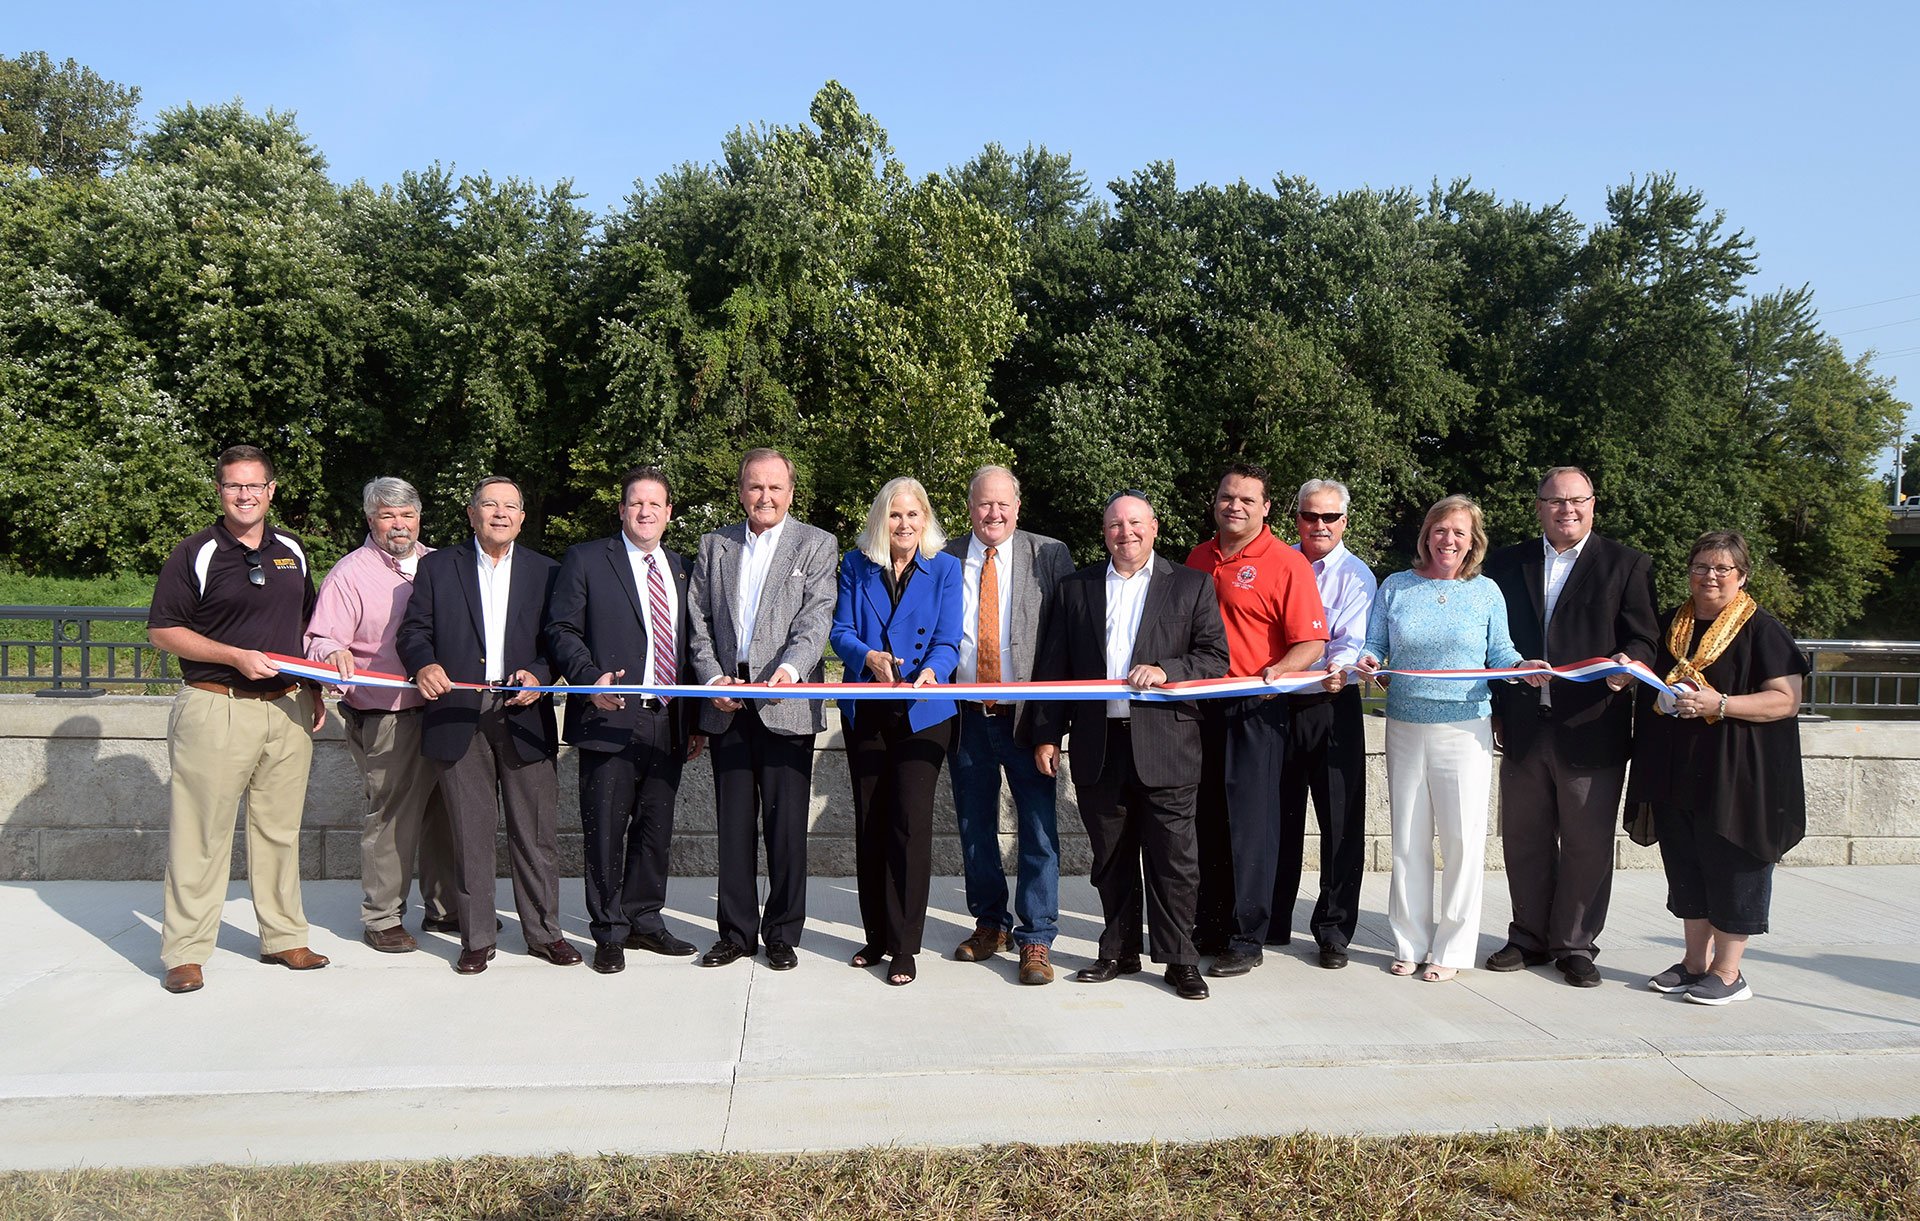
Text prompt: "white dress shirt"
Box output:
[[473, 537, 514, 682], [1298, 541, 1378, 670], [1104, 561, 1153, 718], [734, 517, 787, 666], [957, 534, 1014, 684], [624, 534, 679, 688], [1539, 531, 1590, 707]]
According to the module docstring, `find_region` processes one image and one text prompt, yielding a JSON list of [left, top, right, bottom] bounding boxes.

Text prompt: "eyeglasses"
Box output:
[[1297, 511, 1345, 524], [242, 548, 266, 587], [221, 482, 271, 496], [1105, 487, 1150, 509], [1688, 564, 1740, 578], [1536, 496, 1594, 509]]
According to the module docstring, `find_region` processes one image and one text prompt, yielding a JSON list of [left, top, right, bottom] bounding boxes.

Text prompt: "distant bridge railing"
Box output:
[[2, 607, 1917, 717]]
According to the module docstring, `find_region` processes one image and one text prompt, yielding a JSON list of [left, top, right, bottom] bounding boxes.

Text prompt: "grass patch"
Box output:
[[0, 1119, 1914, 1219], [0, 566, 158, 608]]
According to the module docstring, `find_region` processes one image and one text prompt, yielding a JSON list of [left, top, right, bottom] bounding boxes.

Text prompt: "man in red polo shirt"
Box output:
[[1186, 462, 1328, 976]]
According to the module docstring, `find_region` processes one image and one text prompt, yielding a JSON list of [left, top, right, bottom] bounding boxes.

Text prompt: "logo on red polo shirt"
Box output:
[[1234, 565, 1257, 588]]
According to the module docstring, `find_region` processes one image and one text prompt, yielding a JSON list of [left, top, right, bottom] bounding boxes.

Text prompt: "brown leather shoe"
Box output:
[[162, 964, 204, 993], [364, 925, 419, 954], [954, 925, 1010, 961], [1019, 943, 1054, 985], [259, 947, 330, 970], [528, 938, 583, 966], [455, 946, 495, 974]]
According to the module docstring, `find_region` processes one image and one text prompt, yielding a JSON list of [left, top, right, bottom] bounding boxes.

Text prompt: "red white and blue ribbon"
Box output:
[[266, 653, 1674, 702]]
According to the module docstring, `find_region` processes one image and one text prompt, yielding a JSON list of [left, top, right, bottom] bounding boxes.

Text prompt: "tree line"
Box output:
[[1, 53, 1907, 633]]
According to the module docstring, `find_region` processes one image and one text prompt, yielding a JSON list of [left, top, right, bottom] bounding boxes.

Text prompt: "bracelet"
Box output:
[[1717, 693, 1728, 720]]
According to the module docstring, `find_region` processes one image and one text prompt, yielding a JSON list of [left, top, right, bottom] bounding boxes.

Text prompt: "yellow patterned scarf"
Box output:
[[1663, 590, 1756, 724]]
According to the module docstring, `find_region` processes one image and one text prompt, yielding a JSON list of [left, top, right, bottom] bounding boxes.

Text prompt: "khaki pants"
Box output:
[[161, 685, 315, 968], [342, 705, 457, 930]]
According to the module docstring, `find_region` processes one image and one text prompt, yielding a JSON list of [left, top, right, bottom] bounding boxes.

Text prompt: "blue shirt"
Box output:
[[1361, 572, 1521, 722]]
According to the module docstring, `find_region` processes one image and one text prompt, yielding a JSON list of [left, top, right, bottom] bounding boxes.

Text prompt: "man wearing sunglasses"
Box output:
[[1484, 467, 1658, 987], [147, 445, 329, 994]]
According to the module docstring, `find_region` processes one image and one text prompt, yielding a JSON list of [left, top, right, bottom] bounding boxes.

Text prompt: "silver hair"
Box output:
[[858, 477, 947, 566], [1296, 478, 1351, 513], [968, 464, 1021, 500], [362, 476, 422, 517]]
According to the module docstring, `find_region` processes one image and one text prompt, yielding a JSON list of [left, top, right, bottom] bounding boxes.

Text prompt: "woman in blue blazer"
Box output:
[[830, 476, 963, 985]]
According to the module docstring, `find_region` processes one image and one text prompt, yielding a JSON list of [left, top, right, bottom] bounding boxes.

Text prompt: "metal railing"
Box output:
[[0, 606, 177, 696], [1797, 640, 1920, 718]]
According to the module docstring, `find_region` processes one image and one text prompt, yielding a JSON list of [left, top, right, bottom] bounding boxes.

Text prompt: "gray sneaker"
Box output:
[[1647, 962, 1707, 993], [1685, 972, 1753, 1006]]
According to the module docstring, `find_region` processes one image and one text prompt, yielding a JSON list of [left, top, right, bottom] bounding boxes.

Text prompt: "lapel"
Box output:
[[605, 536, 646, 625], [506, 544, 542, 647], [715, 522, 746, 633], [1554, 534, 1602, 619], [752, 520, 803, 640], [455, 538, 487, 647], [1010, 531, 1035, 611], [861, 554, 896, 624], [1131, 553, 1175, 666], [1520, 542, 1547, 626]]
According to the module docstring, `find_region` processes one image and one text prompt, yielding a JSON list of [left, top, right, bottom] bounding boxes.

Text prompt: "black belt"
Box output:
[[961, 700, 1012, 716]]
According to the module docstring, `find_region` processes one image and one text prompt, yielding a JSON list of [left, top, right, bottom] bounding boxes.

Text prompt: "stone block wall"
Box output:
[[0, 695, 1910, 880]]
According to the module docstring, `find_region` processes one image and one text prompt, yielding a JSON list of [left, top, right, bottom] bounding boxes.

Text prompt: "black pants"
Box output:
[[846, 704, 954, 956], [436, 695, 561, 953], [1498, 719, 1629, 957], [710, 707, 815, 952], [1276, 686, 1368, 950], [1076, 719, 1201, 966], [577, 707, 682, 947], [1196, 697, 1289, 952]]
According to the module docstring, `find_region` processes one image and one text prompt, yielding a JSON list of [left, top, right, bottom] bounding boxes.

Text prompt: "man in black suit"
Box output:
[[546, 466, 702, 975], [1032, 491, 1230, 1000], [396, 475, 580, 975], [1484, 466, 1658, 987]]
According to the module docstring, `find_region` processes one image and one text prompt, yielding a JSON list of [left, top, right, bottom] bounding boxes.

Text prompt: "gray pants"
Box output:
[[436, 697, 562, 953], [1498, 721, 1628, 959], [341, 704, 457, 931]]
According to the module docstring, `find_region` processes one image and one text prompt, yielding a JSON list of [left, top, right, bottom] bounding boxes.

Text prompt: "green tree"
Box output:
[[0, 51, 140, 179]]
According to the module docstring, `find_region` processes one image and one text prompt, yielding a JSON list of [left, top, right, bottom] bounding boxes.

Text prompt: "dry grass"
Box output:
[[1, 1119, 1915, 1220]]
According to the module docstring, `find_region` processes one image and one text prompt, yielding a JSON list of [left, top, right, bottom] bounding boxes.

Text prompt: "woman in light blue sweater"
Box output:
[[1335, 495, 1545, 981]]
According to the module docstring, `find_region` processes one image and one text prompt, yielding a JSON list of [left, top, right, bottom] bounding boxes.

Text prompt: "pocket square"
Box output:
[[790, 568, 807, 577]]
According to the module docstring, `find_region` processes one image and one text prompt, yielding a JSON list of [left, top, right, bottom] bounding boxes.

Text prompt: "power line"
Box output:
[[1839, 316, 1920, 337], [1824, 292, 1920, 315]]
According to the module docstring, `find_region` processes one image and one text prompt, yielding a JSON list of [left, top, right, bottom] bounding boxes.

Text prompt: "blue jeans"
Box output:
[[947, 704, 1060, 947]]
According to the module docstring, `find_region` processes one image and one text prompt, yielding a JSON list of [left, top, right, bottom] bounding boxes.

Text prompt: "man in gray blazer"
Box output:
[[944, 464, 1075, 984], [686, 447, 838, 970]]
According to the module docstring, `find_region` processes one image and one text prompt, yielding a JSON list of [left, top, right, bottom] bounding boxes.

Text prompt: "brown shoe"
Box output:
[[162, 964, 204, 993], [528, 938, 583, 966], [954, 925, 1010, 961], [1019, 943, 1054, 985], [259, 947, 330, 971], [363, 925, 419, 954]]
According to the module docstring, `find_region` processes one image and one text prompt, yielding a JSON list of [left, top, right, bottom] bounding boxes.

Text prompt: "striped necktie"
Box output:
[[647, 553, 675, 701]]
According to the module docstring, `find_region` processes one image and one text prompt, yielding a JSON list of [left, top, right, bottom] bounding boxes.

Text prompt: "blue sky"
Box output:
[[15, 2, 1920, 431]]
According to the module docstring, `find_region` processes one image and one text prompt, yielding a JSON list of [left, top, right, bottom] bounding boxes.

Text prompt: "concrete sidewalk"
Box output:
[[2, 867, 1917, 1169]]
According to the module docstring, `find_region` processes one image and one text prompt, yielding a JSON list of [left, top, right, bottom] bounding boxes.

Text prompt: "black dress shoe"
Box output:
[[1208, 947, 1263, 977], [1557, 953, 1602, 988], [1165, 964, 1210, 1000], [1484, 942, 1551, 972], [1074, 955, 1143, 983], [700, 940, 748, 967], [765, 941, 798, 971], [527, 939, 583, 966], [625, 929, 698, 957], [1317, 944, 1350, 970], [591, 944, 626, 974], [454, 946, 495, 975]]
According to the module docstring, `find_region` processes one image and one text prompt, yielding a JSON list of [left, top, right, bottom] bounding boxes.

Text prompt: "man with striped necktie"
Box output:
[[546, 466, 702, 975]]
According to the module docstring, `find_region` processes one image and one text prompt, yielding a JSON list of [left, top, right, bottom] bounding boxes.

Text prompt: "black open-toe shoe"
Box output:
[[850, 944, 883, 968], [887, 954, 917, 986]]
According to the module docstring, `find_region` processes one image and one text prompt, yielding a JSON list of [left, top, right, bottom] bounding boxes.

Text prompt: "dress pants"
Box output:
[[1498, 719, 1628, 958], [1075, 719, 1201, 966], [948, 703, 1061, 947], [1385, 716, 1492, 970], [710, 706, 815, 953], [846, 704, 955, 956], [341, 704, 456, 931], [160, 685, 315, 968], [1275, 686, 1368, 951], [577, 706, 682, 947], [435, 695, 563, 953]]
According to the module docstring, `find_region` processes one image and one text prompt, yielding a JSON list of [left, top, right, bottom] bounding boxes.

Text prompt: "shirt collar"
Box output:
[[1542, 532, 1592, 562], [623, 532, 662, 559], [363, 534, 428, 575], [1214, 527, 1275, 561], [473, 536, 514, 567], [1106, 559, 1152, 582], [1301, 540, 1349, 574]]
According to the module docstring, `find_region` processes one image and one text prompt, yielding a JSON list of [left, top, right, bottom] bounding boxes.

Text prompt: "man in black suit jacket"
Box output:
[[396, 475, 578, 975], [545, 466, 701, 975], [1485, 466, 1658, 987], [1032, 491, 1230, 1000]]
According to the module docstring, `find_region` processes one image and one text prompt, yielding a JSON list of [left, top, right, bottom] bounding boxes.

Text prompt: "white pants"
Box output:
[[1385, 717, 1493, 970]]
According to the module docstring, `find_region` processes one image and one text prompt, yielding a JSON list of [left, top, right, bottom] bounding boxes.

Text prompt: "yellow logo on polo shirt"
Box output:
[[272, 557, 299, 570]]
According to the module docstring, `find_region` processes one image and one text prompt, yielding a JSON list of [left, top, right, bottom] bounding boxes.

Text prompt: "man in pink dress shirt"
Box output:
[[306, 476, 458, 953]]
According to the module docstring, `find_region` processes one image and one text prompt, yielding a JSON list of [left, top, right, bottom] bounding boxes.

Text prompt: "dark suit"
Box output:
[[1033, 554, 1230, 965], [545, 535, 696, 948], [1486, 532, 1658, 958], [396, 539, 563, 953], [830, 548, 963, 956]]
